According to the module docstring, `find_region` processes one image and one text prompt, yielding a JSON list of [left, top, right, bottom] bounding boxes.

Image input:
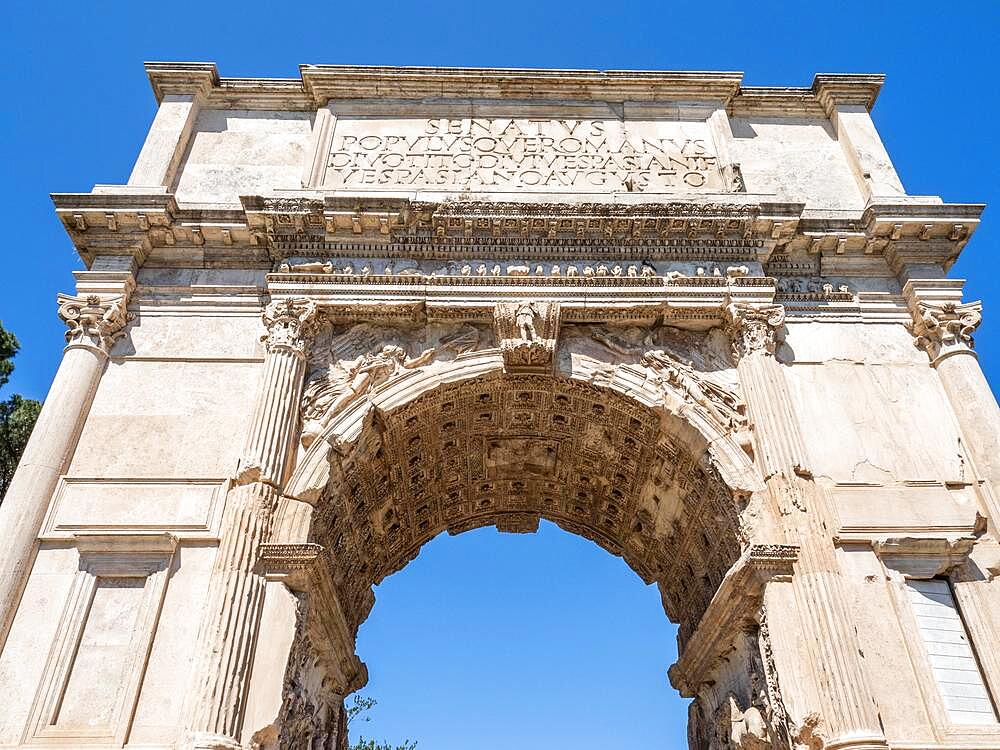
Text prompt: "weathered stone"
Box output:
[[0, 62, 997, 750]]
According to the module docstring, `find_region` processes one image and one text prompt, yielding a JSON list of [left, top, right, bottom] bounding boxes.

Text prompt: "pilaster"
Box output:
[[814, 74, 904, 201], [903, 279, 1000, 532], [128, 63, 216, 188], [724, 300, 888, 749]]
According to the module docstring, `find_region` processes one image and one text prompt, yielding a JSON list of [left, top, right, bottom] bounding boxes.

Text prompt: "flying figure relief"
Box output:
[[300, 324, 480, 447], [588, 328, 744, 431], [640, 349, 741, 429]]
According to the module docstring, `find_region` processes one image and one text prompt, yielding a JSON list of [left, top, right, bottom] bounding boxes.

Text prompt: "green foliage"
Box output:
[[0, 323, 18, 391], [347, 696, 418, 750], [0, 321, 42, 499]]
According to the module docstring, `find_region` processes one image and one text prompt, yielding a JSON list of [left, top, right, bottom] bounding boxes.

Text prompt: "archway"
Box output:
[[350, 521, 688, 749], [254, 321, 776, 749]]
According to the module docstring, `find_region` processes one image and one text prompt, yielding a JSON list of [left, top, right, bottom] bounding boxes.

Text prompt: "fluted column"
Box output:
[[907, 291, 1000, 526], [725, 302, 887, 750], [0, 280, 132, 649], [186, 298, 318, 750]]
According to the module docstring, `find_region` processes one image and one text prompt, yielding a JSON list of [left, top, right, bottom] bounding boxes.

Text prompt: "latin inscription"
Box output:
[[325, 118, 725, 192]]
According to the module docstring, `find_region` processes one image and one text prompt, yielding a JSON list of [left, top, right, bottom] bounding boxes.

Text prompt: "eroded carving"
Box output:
[[57, 292, 132, 352], [640, 350, 745, 431], [724, 303, 786, 360], [262, 298, 319, 357], [912, 300, 983, 362], [580, 325, 744, 433], [300, 323, 486, 446], [494, 300, 561, 373]]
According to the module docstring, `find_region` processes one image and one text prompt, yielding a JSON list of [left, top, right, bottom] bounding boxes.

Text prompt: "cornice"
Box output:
[[142, 62, 885, 116], [145, 61, 219, 101], [51, 190, 983, 277], [812, 73, 884, 115]]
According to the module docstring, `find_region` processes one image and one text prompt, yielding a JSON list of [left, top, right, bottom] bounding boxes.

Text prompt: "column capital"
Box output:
[[261, 298, 319, 357], [912, 300, 983, 364], [723, 302, 785, 360], [57, 292, 133, 354]]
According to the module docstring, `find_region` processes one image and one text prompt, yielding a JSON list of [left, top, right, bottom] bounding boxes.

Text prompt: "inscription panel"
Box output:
[[323, 107, 726, 193]]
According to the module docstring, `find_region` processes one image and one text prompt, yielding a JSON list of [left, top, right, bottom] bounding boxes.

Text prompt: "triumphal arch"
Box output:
[[1, 62, 999, 750]]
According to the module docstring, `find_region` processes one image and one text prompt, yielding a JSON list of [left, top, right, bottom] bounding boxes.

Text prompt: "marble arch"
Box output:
[[256, 327, 773, 747], [280, 341, 763, 624], [2, 62, 1000, 750]]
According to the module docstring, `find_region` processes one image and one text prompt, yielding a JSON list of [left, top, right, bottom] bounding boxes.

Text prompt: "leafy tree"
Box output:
[[347, 696, 417, 750], [0, 322, 41, 499]]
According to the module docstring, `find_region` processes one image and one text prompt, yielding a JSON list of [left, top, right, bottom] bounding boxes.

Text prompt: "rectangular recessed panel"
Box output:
[[54, 577, 145, 730], [907, 579, 997, 725]]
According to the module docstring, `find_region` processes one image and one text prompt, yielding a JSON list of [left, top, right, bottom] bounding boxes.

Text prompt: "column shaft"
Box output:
[[729, 303, 886, 749], [186, 299, 315, 749], [935, 353, 1000, 519], [0, 285, 132, 649], [0, 345, 106, 644]]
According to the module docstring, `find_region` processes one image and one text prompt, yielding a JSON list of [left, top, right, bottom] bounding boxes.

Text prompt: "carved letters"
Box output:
[[325, 118, 727, 193]]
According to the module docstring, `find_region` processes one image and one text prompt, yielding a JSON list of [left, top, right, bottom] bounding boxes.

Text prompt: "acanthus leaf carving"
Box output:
[[262, 297, 319, 357], [911, 300, 982, 362], [57, 292, 133, 353], [724, 303, 786, 360]]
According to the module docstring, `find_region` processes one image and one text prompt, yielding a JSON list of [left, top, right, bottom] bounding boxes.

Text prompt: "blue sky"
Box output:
[[2, 1, 999, 748]]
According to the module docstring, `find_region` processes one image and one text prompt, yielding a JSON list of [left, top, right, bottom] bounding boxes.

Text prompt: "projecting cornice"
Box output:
[[51, 190, 983, 276], [142, 61, 886, 115]]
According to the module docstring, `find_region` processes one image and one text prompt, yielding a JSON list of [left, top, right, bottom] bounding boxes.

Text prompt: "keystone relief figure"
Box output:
[[516, 300, 539, 341]]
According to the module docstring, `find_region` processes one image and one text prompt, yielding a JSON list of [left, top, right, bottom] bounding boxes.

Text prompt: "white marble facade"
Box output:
[[0, 63, 998, 750]]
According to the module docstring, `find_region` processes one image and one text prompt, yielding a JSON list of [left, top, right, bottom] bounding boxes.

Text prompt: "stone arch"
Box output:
[[254, 333, 780, 749], [279, 341, 763, 632]]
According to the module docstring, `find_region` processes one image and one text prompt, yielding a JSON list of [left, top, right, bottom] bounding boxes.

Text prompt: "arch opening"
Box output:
[[349, 522, 688, 749], [261, 324, 772, 749], [310, 372, 747, 648]]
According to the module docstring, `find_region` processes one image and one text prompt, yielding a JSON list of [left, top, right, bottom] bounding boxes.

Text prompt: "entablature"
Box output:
[[52, 191, 982, 283]]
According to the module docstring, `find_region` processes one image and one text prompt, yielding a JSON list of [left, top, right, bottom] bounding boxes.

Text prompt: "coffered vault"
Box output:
[[0, 62, 999, 750]]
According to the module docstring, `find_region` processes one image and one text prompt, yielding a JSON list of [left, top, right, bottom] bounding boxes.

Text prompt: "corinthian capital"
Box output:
[[724, 302, 786, 360], [912, 300, 982, 362], [262, 298, 319, 356], [57, 293, 132, 353]]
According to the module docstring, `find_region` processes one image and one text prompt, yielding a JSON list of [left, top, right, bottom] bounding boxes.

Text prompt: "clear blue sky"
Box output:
[[2, 2, 999, 748]]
